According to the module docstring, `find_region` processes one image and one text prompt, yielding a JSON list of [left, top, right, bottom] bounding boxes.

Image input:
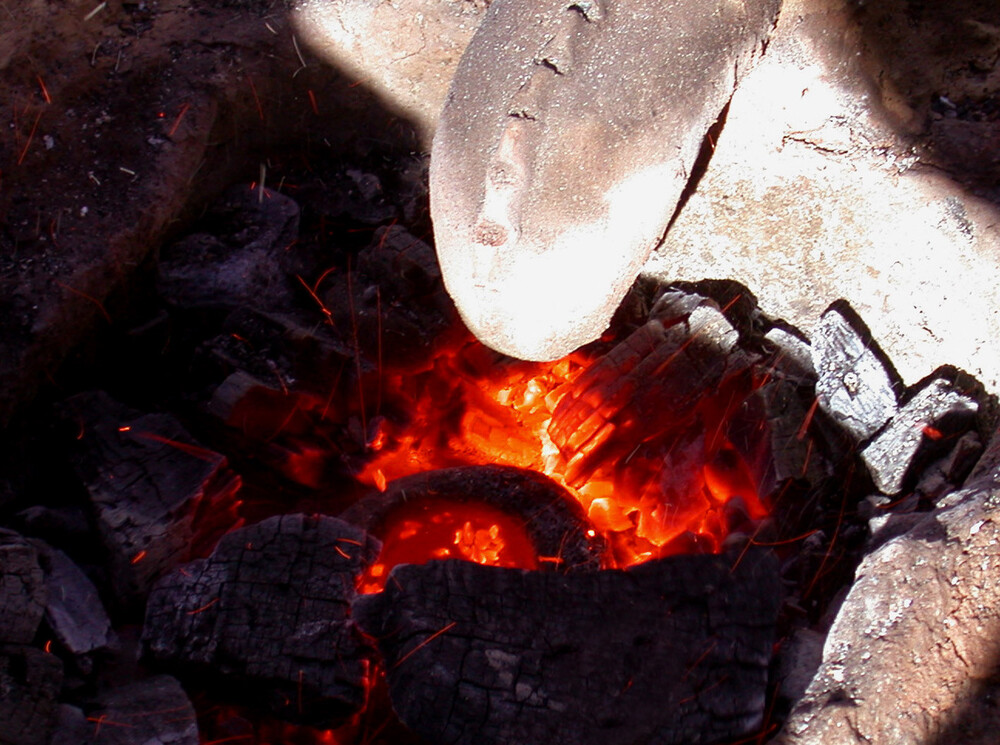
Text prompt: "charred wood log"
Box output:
[[354, 548, 780, 745], [341, 465, 606, 572], [548, 291, 757, 486], [0, 644, 63, 745], [811, 300, 903, 444], [0, 529, 45, 645], [156, 184, 300, 312], [142, 514, 380, 728], [62, 391, 242, 604], [862, 366, 987, 495]]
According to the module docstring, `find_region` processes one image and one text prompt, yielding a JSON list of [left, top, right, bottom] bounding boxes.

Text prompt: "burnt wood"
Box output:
[[811, 300, 903, 444], [0, 529, 45, 645], [62, 391, 243, 603], [34, 542, 114, 662], [548, 293, 756, 486], [341, 465, 606, 571], [142, 514, 380, 728], [0, 644, 63, 745], [354, 548, 781, 745], [862, 366, 986, 495]]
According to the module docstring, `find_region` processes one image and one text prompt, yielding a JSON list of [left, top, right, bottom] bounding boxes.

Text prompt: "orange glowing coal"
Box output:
[[358, 496, 538, 594], [356, 338, 768, 570]]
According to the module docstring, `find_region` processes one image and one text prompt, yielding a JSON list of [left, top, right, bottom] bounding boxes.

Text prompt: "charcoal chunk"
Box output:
[[0, 644, 63, 745], [33, 542, 113, 659], [83, 675, 198, 745], [0, 529, 45, 645], [341, 465, 606, 572], [63, 391, 242, 603], [156, 184, 300, 312], [142, 514, 380, 728], [862, 367, 984, 495], [354, 549, 780, 745], [811, 301, 902, 443], [548, 294, 756, 486]]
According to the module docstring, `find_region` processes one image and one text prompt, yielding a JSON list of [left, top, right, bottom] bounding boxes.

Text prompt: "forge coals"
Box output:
[[0, 164, 994, 745]]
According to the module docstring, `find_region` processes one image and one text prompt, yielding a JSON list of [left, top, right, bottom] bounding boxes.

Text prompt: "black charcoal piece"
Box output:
[[862, 367, 984, 495], [72, 675, 199, 745], [0, 529, 45, 645], [811, 301, 902, 443], [142, 514, 380, 728], [0, 644, 63, 745], [34, 542, 114, 658], [354, 549, 780, 745], [63, 391, 242, 603], [156, 184, 300, 311]]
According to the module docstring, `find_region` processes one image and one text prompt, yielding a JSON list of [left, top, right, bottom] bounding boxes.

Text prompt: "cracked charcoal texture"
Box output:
[[0, 529, 45, 645], [811, 301, 902, 443], [354, 548, 780, 745], [142, 514, 380, 728], [0, 644, 63, 745], [63, 390, 242, 602]]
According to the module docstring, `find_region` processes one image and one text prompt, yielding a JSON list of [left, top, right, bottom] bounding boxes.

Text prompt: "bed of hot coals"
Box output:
[[0, 155, 993, 745]]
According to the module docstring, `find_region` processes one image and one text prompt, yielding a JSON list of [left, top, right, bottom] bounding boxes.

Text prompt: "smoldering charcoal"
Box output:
[[141, 514, 381, 728], [353, 549, 781, 745]]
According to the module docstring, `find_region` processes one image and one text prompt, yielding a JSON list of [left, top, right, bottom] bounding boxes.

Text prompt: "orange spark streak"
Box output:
[[750, 529, 819, 547], [393, 621, 457, 670], [806, 487, 848, 599], [17, 110, 42, 165], [44, 640, 52, 653], [296, 274, 335, 326], [167, 102, 191, 138], [187, 598, 219, 615], [796, 397, 820, 441], [55, 280, 111, 323], [247, 75, 264, 121], [131, 431, 220, 462], [307, 89, 319, 115], [37, 75, 51, 103], [334, 545, 351, 559], [202, 737, 254, 745], [130, 550, 147, 565], [682, 640, 717, 681]]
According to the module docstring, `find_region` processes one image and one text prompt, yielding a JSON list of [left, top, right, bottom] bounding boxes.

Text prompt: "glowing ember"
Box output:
[[358, 496, 538, 593], [357, 336, 768, 568]]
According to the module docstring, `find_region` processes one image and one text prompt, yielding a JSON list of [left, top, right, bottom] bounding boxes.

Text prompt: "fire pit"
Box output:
[[2, 2, 1000, 744], [1, 155, 992, 745]]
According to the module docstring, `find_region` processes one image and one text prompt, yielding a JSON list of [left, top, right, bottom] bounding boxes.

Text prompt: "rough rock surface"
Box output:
[[645, 0, 1000, 392], [292, 0, 489, 137], [355, 549, 781, 745], [774, 428, 1000, 745], [143, 514, 381, 728], [430, 0, 781, 360]]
